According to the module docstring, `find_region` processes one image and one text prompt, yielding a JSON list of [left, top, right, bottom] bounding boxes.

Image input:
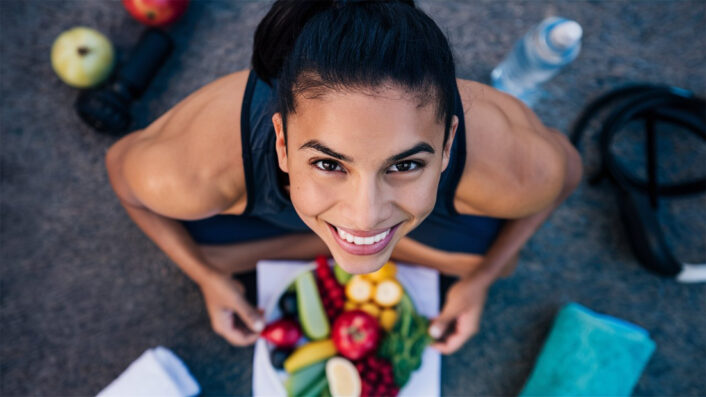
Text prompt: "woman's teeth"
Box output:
[[337, 227, 390, 245]]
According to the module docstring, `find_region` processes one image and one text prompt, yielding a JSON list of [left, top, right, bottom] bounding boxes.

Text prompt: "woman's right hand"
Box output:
[[198, 270, 265, 346]]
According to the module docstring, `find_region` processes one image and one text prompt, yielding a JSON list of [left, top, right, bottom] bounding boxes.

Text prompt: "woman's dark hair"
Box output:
[[252, 0, 457, 146]]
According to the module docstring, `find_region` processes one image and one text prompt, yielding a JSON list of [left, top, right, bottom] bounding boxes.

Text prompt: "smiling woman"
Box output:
[[105, 0, 580, 352]]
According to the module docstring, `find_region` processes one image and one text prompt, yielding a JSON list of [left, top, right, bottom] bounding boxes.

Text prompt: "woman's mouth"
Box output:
[[327, 222, 401, 255]]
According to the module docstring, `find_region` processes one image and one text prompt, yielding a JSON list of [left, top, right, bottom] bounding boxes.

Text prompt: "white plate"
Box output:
[[253, 260, 440, 397]]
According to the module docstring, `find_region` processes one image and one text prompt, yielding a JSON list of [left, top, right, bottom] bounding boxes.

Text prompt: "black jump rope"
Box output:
[[75, 30, 706, 282], [570, 84, 706, 282]]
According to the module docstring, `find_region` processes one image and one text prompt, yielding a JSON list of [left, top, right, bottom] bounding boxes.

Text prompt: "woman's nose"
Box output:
[[347, 176, 390, 231]]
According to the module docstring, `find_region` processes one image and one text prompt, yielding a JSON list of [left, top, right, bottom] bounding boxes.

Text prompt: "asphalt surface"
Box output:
[[1, 1, 705, 396]]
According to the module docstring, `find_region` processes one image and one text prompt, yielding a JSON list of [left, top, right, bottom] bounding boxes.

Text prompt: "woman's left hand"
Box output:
[[429, 269, 490, 354]]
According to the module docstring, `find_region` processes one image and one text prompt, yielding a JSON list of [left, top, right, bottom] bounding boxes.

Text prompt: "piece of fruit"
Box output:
[[51, 27, 115, 88], [343, 301, 359, 311], [345, 276, 374, 303], [326, 357, 361, 397], [373, 279, 403, 307], [364, 261, 397, 283], [122, 0, 189, 27], [359, 302, 381, 318], [295, 271, 330, 340], [315, 256, 346, 321], [284, 339, 337, 373], [379, 308, 397, 331], [279, 290, 298, 318], [332, 310, 380, 360], [333, 263, 353, 284], [270, 348, 292, 370], [261, 318, 302, 349], [284, 360, 326, 397]]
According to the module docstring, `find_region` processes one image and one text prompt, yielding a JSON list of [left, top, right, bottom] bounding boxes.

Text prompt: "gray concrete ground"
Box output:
[[2, 1, 705, 396]]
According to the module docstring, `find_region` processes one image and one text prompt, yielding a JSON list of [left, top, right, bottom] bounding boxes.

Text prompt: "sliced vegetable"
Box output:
[[284, 339, 337, 373], [285, 360, 326, 397], [364, 261, 397, 283], [326, 357, 361, 397], [296, 271, 330, 340], [345, 276, 374, 303], [373, 279, 402, 307]]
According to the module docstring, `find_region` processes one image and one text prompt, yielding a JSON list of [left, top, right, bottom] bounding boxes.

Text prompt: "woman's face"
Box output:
[[273, 86, 458, 274]]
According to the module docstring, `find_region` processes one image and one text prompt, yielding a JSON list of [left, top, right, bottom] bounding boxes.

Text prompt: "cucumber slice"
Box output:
[[295, 271, 330, 340], [285, 361, 326, 397]]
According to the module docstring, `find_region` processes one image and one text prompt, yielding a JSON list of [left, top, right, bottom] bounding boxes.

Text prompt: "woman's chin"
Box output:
[[330, 251, 389, 275]]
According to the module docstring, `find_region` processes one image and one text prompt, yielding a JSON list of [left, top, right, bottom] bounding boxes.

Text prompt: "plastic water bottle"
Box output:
[[491, 17, 582, 107]]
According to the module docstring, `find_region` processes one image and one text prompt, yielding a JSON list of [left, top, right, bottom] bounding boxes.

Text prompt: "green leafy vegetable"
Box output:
[[378, 292, 432, 388]]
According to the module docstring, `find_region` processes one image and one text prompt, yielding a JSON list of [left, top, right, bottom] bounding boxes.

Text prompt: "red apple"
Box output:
[[332, 310, 380, 360], [122, 0, 189, 27]]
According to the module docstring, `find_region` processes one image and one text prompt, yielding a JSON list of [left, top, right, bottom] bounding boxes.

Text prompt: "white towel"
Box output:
[[252, 260, 440, 397], [97, 346, 200, 397]]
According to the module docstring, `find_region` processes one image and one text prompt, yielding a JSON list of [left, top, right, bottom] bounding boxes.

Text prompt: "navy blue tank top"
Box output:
[[238, 70, 504, 255]]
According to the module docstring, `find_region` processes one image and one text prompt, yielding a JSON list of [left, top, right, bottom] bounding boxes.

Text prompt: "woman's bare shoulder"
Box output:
[[109, 69, 253, 219], [453, 78, 566, 218]]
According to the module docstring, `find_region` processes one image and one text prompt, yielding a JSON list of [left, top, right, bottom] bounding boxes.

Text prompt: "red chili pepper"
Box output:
[[261, 318, 302, 348]]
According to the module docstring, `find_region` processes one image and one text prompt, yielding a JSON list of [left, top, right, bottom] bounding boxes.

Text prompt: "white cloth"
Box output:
[[97, 346, 200, 397], [252, 260, 440, 397]]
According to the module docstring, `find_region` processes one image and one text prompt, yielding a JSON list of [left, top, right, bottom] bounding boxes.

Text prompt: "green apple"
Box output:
[[51, 27, 115, 88]]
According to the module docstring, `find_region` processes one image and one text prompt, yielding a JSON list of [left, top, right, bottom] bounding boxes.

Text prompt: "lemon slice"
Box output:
[[373, 279, 403, 307], [345, 276, 374, 303], [326, 357, 361, 397]]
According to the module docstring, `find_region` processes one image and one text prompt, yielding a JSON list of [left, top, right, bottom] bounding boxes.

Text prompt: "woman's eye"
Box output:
[[313, 159, 343, 172], [388, 160, 421, 173]]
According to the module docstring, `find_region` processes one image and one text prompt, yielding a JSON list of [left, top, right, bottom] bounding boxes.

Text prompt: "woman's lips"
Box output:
[[327, 222, 401, 256]]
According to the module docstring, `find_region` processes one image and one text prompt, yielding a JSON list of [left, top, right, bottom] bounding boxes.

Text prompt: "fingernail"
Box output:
[[429, 324, 443, 339], [253, 319, 265, 333]]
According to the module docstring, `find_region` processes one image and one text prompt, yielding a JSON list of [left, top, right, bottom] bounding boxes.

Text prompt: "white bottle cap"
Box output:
[[549, 20, 583, 49]]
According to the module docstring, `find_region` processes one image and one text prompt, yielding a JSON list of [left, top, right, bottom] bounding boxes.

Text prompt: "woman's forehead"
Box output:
[[286, 90, 445, 161]]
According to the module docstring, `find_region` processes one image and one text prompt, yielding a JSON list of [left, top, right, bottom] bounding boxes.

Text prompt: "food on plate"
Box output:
[[270, 348, 293, 370], [333, 263, 353, 284], [326, 357, 361, 397], [284, 339, 337, 374], [363, 261, 397, 283], [358, 302, 381, 319], [345, 276, 374, 303], [379, 309, 397, 332], [355, 355, 398, 397], [315, 256, 345, 320], [266, 259, 428, 396], [261, 318, 302, 349], [285, 360, 326, 397], [295, 271, 330, 340], [378, 293, 431, 387], [279, 290, 299, 318], [372, 279, 403, 307], [331, 310, 380, 361]]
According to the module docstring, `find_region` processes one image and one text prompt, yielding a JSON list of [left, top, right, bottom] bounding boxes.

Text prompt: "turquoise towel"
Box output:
[[520, 303, 656, 396]]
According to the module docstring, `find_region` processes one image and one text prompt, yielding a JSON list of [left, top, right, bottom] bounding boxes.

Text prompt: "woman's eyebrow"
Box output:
[[299, 140, 352, 162], [299, 140, 435, 163]]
